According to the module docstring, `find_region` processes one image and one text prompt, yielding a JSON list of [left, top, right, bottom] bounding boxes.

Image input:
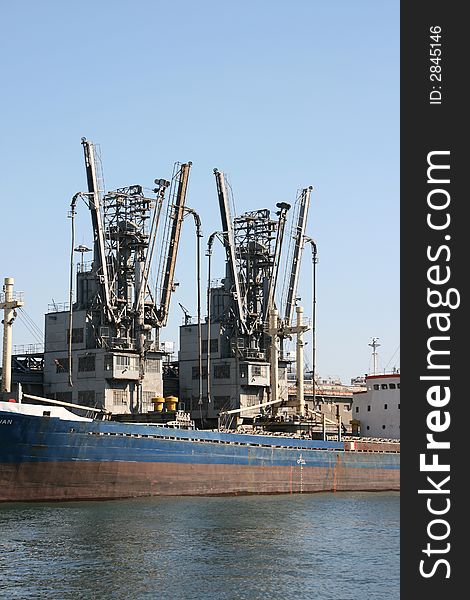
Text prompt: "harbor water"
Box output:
[[0, 492, 399, 600]]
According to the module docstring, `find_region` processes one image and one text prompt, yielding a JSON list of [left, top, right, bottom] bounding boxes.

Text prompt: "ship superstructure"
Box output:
[[43, 140, 191, 413], [352, 373, 400, 439]]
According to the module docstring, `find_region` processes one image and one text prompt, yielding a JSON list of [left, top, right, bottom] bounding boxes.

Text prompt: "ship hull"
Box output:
[[0, 407, 399, 502]]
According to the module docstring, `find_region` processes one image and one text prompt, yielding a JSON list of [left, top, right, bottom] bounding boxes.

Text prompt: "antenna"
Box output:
[[178, 302, 192, 325]]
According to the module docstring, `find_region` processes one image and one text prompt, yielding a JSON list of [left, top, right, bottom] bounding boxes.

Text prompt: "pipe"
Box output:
[[23, 393, 109, 414], [185, 208, 203, 419], [68, 193, 80, 387], [268, 307, 279, 414], [305, 237, 318, 408], [206, 232, 217, 405], [296, 305, 305, 417]]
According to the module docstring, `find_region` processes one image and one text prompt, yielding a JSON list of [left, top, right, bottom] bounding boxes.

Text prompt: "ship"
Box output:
[[0, 140, 399, 501], [0, 399, 399, 502]]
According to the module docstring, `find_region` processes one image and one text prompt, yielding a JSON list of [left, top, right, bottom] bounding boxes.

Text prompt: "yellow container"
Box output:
[[165, 396, 178, 412], [152, 396, 165, 412]]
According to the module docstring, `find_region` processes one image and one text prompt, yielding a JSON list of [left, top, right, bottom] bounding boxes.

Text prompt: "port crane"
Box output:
[[213, 168, 311, 338], [212, 170, 313, 417], [178, 302, 192, 326], [213, 169, 292, 339], [78, 139, 191, 358]]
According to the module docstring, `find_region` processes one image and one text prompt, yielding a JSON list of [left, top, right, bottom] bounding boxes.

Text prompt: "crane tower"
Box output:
[[43, 139, 191, 414]]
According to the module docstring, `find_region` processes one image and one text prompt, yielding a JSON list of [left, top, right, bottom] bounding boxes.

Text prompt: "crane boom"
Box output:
[[213, 168, 246, 332], [284, 186, 312, 325], [157, 162, 192, 327], [264, 202, 290, 320], [81, 138, 114, 323]]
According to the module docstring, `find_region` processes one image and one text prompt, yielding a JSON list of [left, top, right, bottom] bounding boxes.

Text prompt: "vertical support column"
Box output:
[[268, 307, 279, 414], [1, 277, 24, 393], [135, 258, 146, 355], [296, 305, 305, 417]]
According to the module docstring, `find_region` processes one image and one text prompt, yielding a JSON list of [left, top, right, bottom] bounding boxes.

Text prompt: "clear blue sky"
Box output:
[[0, 0, 399, 383]]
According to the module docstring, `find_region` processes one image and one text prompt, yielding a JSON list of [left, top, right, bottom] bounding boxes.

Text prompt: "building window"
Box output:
[[381, 384, 388, 389], [146, 359, 161, 373], [389, 383, 396, 389], [202, 339, 219, 354], [245, 394, 262, 407], [113, 389, 128, 405], [214, 364, 230, 379], [78, 354, 95, 372], [384, 404, 388, 410], [239, 364, 248, 379], [67, 328, 84, 344], [382, 425, 386, 429], [142, 391, 155, 409], [397, 383, 400, 389], [373, 384, 380, 390], [104, 355, 113, 371], [355, 407, 359, 413], [250, 365, 267, 378], [54, 357, 70, 373], [213, 396, 230, 410], [366, 426, 370, 430], [54, 391, 72, 402], [78, 390, 96, 406], [367, 405, 371, 411], [398, 404, 400, 409], [190, 396, 209, 410], [192, 366, 207, 380], [116, 355, 137, 370]]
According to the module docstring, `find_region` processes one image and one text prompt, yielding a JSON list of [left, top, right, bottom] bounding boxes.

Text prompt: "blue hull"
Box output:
[[0, 409, 400, 501]]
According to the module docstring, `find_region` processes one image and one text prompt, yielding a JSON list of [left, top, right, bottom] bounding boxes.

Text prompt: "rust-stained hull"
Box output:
[[0, 460, 398, 502]]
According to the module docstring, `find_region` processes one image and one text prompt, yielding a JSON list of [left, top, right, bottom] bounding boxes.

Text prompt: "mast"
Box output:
[[369, 337, 381, 375], [0, 278, 24, 393]]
